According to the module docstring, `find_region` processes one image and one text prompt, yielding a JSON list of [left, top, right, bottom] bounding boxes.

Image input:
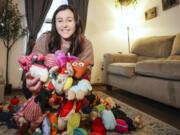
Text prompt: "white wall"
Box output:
[[0, 0, 26, 89], [86, 0, 180, 84]]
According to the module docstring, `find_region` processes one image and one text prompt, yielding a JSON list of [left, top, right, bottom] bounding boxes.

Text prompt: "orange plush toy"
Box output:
[[48, 112, 58, 135], [70, 61, 90, 79]]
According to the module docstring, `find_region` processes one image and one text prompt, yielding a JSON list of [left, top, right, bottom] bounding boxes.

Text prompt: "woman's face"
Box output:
[[55, 9, 76, 40]]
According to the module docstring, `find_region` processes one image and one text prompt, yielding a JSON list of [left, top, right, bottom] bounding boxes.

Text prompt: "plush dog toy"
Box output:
[[70, 61, 90, 79]]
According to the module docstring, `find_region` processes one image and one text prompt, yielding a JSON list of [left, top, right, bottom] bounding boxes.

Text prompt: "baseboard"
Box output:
[[91, 83, 106, 86], [12, 88, 22, 91]]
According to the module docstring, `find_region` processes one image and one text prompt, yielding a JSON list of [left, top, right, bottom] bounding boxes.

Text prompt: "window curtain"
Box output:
[[68, 0, 89, 33], [25, 0, 53, 55]]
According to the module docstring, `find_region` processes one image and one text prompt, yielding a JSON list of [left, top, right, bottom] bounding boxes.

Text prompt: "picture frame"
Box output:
[[162, 0, 179, 10], [145, 7, 157, 21]]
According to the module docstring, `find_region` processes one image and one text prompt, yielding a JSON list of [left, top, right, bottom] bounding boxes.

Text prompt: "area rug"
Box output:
[[1, 91, 180, 135]]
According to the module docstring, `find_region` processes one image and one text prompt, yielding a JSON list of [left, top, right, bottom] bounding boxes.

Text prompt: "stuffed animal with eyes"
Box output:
[[70, 61, 90, 79]]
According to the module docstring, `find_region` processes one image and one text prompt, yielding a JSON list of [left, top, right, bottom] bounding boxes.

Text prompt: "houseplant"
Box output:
[[115, 0, 138, 8], [0, 0, 26, 94]]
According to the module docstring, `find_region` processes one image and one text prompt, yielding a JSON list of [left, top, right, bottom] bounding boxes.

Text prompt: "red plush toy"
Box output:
[[91, 118, 106, 135], [11, 96, 19, 106]]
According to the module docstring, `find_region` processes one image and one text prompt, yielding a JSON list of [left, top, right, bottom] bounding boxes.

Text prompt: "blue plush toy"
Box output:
[[101, 109, 117, 130], [42, 116, 51, 135], [67, 79, 92, 100]]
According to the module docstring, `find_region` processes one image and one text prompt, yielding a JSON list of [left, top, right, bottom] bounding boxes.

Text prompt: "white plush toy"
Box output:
[[30, 64, 49, 82]]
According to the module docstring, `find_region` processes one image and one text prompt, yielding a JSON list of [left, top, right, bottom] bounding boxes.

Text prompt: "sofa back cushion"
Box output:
[[137, 56, 166, 62], [131, 35, 175, 58], [170, 33, 180, 56], [135, 60, 180, 81]]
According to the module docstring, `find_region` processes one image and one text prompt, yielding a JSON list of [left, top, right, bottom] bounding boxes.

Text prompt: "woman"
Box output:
[[24, 5, 94, 99]]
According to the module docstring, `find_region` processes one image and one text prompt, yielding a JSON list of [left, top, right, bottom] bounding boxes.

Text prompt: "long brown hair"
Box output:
[[48, 5, 84, 56]]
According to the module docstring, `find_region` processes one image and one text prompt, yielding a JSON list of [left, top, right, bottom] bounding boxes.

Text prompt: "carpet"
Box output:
[[0, 91, 180, 135]]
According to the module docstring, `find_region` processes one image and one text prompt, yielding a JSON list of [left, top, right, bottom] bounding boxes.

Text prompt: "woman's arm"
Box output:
[[32, 32, 51, 55], [78, 39, 94, 80], [22, 33, 50, 98]]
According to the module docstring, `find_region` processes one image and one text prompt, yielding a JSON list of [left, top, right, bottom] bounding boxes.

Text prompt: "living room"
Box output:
[[0, 0, 180, 134]]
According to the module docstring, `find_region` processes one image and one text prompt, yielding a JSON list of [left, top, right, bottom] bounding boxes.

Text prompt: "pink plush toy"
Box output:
[[55, 50, 67, 68], [18, 53, 49, 82], [44, 53, 58, 69], [14, 95, 49, 128], [18, 53, 45, 71], [55, 50, 80, 68]]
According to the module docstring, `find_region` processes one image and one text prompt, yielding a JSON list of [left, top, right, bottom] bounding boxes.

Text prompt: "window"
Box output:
[[37, 0, 68, 39]]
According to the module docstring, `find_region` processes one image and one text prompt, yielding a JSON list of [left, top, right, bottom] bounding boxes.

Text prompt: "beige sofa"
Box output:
[[0, 67, 5, 103], [103, 33, 180, 109]]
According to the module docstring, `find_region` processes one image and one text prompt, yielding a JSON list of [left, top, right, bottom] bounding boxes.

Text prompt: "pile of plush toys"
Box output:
[[3, 50, 137, 135]]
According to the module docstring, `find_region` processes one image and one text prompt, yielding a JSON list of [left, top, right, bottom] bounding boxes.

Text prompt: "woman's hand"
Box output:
[[26, 72, 42, 93]]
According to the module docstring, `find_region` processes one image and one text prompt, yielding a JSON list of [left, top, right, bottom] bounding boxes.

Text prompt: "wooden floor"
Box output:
[[92, 85, 180, 129]]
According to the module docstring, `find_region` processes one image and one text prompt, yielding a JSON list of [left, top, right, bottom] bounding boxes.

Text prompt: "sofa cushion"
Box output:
[[131, 35, 175, 58], [171, 33, 180, 56], [135, 60, 180, 80], [108, 63, 136, 78]]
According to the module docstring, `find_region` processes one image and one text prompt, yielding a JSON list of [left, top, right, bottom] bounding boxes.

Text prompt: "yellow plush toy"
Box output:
[[64, 77, 73, 90]]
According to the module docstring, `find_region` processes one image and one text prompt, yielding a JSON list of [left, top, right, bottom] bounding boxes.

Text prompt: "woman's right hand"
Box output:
[[25, 72, 42, 93]]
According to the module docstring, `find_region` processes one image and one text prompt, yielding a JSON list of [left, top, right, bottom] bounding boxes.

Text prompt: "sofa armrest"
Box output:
[[103, 53, 137, 84]]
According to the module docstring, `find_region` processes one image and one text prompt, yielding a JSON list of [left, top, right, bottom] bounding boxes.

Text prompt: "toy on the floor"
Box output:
[[134, 115, 144, 129], [115, 119, 128, 133], [10, 96, 21, 113]]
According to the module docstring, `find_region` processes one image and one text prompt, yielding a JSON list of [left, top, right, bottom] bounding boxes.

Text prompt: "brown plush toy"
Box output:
[[134, 115, 144, 129]]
